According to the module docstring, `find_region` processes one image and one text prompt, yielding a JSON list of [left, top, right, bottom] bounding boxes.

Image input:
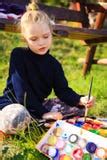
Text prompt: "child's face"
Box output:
[[23, 22, 52, 55]]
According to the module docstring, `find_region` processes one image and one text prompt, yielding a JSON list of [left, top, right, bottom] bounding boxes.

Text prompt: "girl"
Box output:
[[0, 1, 95, 133]]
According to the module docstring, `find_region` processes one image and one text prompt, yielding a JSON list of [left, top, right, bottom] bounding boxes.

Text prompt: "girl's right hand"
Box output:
[[79, 95, 95, 108]]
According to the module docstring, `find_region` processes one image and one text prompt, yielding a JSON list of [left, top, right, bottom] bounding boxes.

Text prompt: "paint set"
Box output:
[[36, 119, 107, 159]]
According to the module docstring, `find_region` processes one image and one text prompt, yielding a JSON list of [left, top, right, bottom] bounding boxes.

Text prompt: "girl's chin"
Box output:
[[37, 51, 47, 55], [37, 49, 48, 55]]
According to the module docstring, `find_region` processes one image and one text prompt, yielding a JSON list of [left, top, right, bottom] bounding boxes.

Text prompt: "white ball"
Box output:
[[1, 103, 31, 134]]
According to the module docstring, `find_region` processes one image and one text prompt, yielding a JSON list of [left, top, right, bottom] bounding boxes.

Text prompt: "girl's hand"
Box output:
[[42, 112, 63, 120], [80, 96, 95, 108]]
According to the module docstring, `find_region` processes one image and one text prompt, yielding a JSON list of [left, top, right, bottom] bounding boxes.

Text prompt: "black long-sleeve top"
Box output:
[[0, 47, 81, 118]]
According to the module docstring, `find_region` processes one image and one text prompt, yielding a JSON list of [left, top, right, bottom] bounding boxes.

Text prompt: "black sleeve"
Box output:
[[53, 61, 81, 106]]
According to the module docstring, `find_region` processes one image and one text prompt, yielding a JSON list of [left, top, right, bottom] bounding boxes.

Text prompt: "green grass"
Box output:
[[0, 31, 107, 159], [1, 121, 48, 160]]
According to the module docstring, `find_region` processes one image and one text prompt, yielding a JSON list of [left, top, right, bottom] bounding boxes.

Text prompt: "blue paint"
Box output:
[[86, 142, 97, 154], [74, 121, 84, 127]]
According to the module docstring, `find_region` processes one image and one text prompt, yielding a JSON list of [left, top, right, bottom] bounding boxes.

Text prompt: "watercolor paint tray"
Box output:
[[36, 120, 107, 159]]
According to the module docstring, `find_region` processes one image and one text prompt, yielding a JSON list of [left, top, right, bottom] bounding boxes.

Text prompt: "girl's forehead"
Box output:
[[24, 22, 51, 36]]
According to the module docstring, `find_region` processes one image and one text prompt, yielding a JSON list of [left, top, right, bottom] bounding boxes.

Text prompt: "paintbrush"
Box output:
[[84, 76, 93, 122]]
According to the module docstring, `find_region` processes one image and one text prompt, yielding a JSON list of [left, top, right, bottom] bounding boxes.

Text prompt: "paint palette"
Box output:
[[36, 120, 107, 159]]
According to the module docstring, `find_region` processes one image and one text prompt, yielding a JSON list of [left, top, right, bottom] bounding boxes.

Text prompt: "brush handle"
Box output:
[[84, 76, 93, 122], [88, 76, 93, 101], [84, 107, 88, 121]]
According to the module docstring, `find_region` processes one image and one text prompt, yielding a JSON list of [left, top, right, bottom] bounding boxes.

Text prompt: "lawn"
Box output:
[[0, 31, 107, 159]]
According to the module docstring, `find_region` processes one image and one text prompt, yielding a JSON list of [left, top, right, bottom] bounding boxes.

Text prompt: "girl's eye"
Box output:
[[43, 36, 48, 39], [30, 38, 38, 41], [43, 34, 50, 39]]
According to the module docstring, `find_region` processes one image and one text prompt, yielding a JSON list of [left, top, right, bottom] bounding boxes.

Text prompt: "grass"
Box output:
[[0, 121, 48, 160], [0, 31, 107, 159]]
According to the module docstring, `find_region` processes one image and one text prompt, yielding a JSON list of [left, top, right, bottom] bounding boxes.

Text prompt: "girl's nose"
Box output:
[[38, 39, 44, 46]]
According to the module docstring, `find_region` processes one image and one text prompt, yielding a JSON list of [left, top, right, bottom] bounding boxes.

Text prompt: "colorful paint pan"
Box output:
[[74, 121, 84, 127], [72, 148, 83, 159], [59, 154, 72, 160], [53, 127, 63, 137], [82, 153, 92, 160], [40, 144, 50, 155], [95, 147, 106, 159], [56, 138, 65, 150], [47, 135, 57, 146], [48, 146, 59, 158], [98, 129, 107, 137], [64, 143, 74, 155], [86, 142, 97, 154], [69, 134, 78, 143], [78, 138, 87, 149]]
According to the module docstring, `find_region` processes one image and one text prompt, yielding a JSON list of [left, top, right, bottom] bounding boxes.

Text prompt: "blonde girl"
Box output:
[[0, 1, 95, 133]]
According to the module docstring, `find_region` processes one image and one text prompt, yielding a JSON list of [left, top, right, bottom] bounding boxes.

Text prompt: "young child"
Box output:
[[0, 1, 95, 133]]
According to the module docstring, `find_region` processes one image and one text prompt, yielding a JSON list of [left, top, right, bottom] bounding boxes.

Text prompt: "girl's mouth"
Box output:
[[38, 47, 46, 52]]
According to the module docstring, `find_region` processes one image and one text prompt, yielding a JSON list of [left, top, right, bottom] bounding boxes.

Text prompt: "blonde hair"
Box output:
[[20, 0, 53, 34]]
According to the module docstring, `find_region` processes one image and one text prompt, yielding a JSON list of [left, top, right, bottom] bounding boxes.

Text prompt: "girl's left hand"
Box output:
[[42, 112, 63, 120], [80, 96, 95, 108]]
